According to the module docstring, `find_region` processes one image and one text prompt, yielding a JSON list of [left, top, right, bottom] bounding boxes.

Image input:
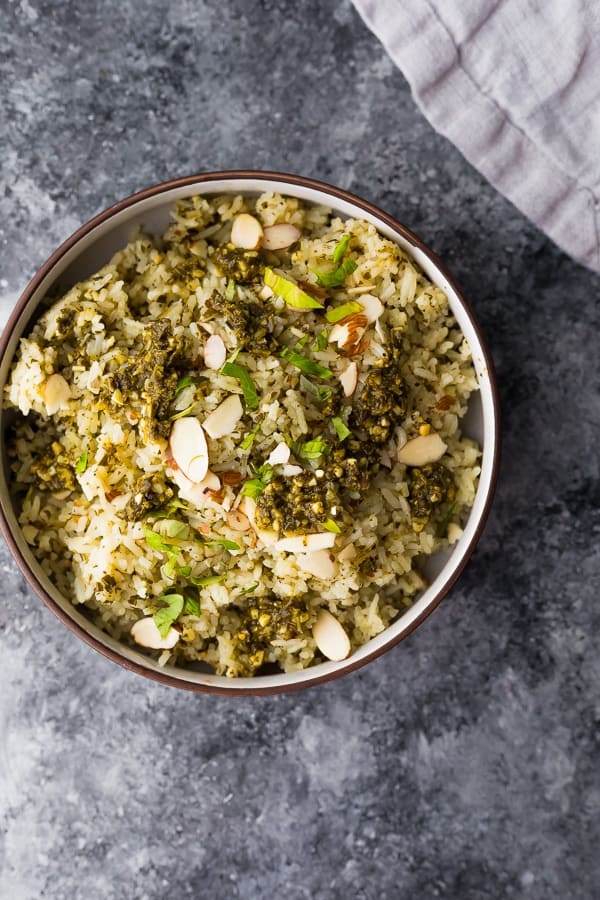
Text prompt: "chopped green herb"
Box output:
[[332, 234, 351, 266], [153, 593, 184, 637], [241, 463, 273, 499], [148, 498, 190, 519], [144, 528, 174, 553], [294, 437, 329, 462], [313, 258, 358, 288], [294, 334, 311, 349], [322, 518, 341, 534], [241, 583, 259, 594], [182, 585, 201, 617], [325, 301, 362, 324], [225, 278, 236, 301], [189, 574, 227, 587], [75, 450, 88, 474], [299, 374, 332, 402], [156, 519, 190, 540], [178, 565, 192, 577], [240, 422, 260, 450], [175, 375, 202, 396], [201, 538, 241, 551], [280, 346, 332, 378], [264, 267, 324, 310], [221, 360, 259, 410], [170, 403, 195, 420], [332, 417, 351, 441], [312, 330, 329, 351]]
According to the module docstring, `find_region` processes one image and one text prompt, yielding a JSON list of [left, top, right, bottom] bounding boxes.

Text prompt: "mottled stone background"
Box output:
[[1, 1, 599, 898]]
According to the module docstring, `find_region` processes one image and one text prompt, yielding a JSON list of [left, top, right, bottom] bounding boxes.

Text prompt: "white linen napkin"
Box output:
[[352, 0, 600, 273]]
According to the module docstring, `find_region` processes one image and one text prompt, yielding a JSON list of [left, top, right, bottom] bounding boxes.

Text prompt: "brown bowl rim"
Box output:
[[0, 169, 501, 696]]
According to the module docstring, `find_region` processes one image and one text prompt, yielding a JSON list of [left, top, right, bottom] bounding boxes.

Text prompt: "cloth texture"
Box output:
[[352, 0, 600, 273]]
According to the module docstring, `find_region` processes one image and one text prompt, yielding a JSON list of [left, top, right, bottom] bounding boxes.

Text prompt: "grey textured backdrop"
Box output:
[[1, 1, 599, 898]]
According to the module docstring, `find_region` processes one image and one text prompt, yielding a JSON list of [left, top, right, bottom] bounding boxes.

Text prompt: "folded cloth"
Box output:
[[352, 0, 600, 273]]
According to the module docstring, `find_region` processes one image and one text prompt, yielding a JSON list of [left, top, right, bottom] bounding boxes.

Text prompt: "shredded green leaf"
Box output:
[[332, 234, 351, 266], [322, 518, 341, 534], [264, 267, 324, 309], [240, 422, 260, 450], [240, 583, 259, 594], [325, 301, 362, 324], [155, 519, 190, 540], [170, 403, 195, 420], [280, 346, 332, 378], [175, 375, 202, 396], [332, 417, 351, 441], [75, 450, 88, 474], [294, 437, 329, 462], [189, 574, 227, 587], [313, 258, 358, 288], [148, 498, 190, 519], [221, 360, 259, 410], [299, 375, 333, 403], [294, 334, 311, 349], [153, 593, 184, 637], [225, 278, 236, 301], [144, 528, 174, 553], [241, 463, 273, 499], [178, 565, 192, 577], [183, 591, 201, 617], [199, 537, 241, 551], [312, 330, 328, 351]]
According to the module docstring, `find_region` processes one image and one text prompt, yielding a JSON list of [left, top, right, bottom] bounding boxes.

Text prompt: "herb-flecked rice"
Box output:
[[4, 192, 481, 676]]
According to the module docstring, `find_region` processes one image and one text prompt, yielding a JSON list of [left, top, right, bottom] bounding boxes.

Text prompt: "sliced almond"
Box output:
[[274, 532, 336, 553], [262, 223, 302, 251], [258, 285, 274, 300], [204, 334, 227, 370], [447, 522, 464, 545], [267, 442, 291, 466], [43, 373, 71, 415], [312, 609, 351, 662], [329, 314, 368, 354], [131, 617, 180, 650], [170, 466, 221, 508], [230, 213, 263, 250], [339, 361, 358, 397], [358, 293, 385, 323], [239, 496, 278, 547], [397, 432, 447, 466], [169, 416, 209, 483], [226, 509, 250, 532], [337, 542, 357, 562], [203, 395, 243, 439], [282, 464, 303, 477], [296, 549, 338, 580]]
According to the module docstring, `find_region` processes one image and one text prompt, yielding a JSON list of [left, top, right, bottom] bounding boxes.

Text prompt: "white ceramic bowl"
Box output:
[[0, 172, 500, 694]]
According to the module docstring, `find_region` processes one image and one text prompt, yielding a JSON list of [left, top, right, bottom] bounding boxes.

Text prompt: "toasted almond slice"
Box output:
[[231, 213, 263, 250], [131, 617, 180, 650], [337, 542, 357, 562], [239, 496, 278, 546], [204, 334, 227, 370], [447, 523, 464, 545], [262, 223, 302, 251], [282, 464, 303, 477], [339, 361, 358, 397], [226, 509, 250, 532], [267, 442, 291, 466], [274, 532, 336, 553], [203, 395, 243, 439], [358, 293, 385, 323], [397, 432, 447, 466], [329, 315, 368, 352], [296, 549, 338, 580], [43, 373, 71, 415], [170, 466, 221, 508], [169, 417, 209, 483], [312, 609, 351, 661]]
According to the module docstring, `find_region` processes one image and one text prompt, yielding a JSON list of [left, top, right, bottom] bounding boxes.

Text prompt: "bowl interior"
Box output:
[[0, 175, 498, 692]]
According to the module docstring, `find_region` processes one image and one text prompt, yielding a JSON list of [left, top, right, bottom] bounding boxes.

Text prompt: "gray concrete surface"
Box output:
[[1, 1, 599, 898]]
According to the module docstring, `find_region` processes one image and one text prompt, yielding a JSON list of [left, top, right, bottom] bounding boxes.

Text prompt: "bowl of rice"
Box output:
[[0, 171, 500, 694]]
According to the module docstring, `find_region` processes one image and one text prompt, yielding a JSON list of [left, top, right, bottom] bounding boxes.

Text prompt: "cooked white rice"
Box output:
[[4, 192, 480, 676]]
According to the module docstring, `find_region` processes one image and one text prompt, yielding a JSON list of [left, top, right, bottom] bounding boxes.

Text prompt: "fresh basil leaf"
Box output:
[[153, 593, 184, 637], [144, 528, 173, 553], [75, 450, 88, 474], [294, 438, 329, 462], [241, 463, 273, 499], [280, 346, 332, 378], [156, 519, 190, 540]]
